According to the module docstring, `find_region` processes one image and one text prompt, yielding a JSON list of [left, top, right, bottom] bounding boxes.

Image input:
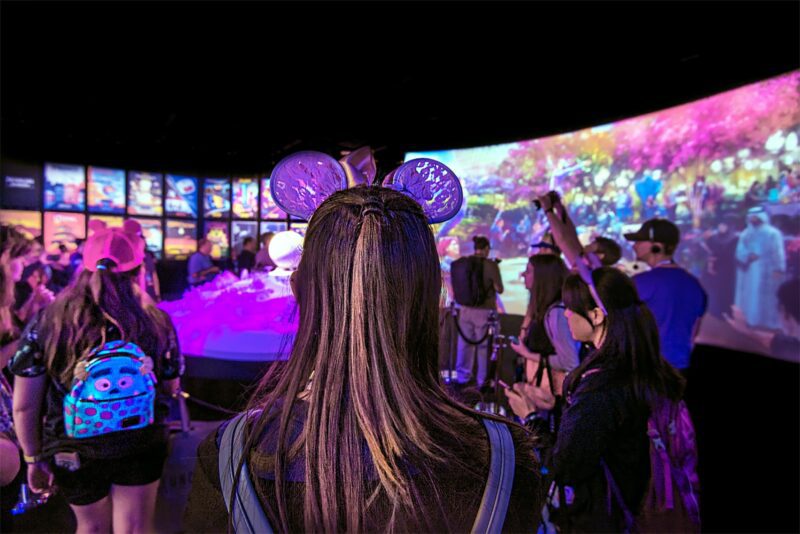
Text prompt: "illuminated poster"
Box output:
[[129, 217, 163, 258], [2, 161, 41, 210], [43, 163, 86, 211], [127, 171, 164, 216], [165, 174, 199, 218], [260, 178, 286, 219], [232, 221, 257, 255], [289, 222, 308, 237], [204, 178, 231, 219], [165, 219, 197, 260], [87, 167, 125, 214], [43, 212, 86, 253], [0, 210, 42, 238], [259, 221, 287, 236], [88, 215, 124, 234], [232, 177, 259, 219], [204, 220, 230, 259]]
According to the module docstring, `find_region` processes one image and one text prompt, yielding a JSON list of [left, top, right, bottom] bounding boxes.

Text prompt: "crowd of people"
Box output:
[[1, 149, 796, 532], [186, 231, 278, 289]]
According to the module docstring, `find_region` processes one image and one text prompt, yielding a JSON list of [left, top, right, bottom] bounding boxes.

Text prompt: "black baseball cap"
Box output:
[[624, 218, 680, 247]]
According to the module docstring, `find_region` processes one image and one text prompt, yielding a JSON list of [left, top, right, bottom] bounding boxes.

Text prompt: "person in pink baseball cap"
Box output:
[[82, 219, 147, 274], [10, 219, 184, 533]]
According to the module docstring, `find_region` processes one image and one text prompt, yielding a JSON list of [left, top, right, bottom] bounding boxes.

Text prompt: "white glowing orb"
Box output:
[[269, 230, 304, 270]]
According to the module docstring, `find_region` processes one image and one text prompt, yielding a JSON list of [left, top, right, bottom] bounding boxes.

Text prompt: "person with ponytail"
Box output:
[[10, 220, 183, 534], [184, 155, 541, 532]]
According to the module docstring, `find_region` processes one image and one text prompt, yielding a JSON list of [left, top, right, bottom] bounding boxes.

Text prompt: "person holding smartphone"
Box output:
[[509, 254, 579, 396]]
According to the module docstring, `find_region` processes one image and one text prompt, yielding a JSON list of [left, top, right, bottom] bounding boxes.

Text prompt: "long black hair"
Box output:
[[562, 267, 685, 406]]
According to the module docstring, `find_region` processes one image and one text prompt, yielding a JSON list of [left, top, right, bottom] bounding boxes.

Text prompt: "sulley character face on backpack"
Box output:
[[64, 340, 157, 438]]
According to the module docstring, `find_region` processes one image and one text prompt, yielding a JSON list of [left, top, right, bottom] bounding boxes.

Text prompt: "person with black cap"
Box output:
[[624, 218, 707, 373]]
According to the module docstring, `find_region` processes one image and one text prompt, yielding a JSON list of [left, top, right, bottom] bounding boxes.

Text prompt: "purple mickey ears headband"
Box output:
[[269, 148, 464, 224]]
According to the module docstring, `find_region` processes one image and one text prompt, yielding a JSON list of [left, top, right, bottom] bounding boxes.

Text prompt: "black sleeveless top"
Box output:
[[524, 304, 562, 357]]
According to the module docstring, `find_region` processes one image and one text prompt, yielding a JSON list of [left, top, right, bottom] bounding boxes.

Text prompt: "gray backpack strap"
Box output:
[[471, 418, 516, 534], [218, 412, 274, 534]]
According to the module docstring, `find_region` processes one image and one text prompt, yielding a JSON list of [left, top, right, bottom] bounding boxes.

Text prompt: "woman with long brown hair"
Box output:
[[184, 153, 541, 532], [510, 254, 579, 395], [1, 224, 48, 528], [10, 220, 183, 534]]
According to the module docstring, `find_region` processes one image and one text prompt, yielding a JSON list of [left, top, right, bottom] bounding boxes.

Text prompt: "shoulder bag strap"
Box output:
[[471, 418, 515, 534], [600, 458, 638, 533], [219, 412, 274, 534]]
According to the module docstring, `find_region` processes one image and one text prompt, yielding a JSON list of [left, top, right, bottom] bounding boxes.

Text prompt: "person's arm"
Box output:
[[545, 308, 580, 373], [152, 269, 161, 301], [509, 338, 540, 363], [188, 256, 219, 282], [538, 194, 587, 269], [0, 339, 20, 369], [159, 317, 184, 396], [489, 260, 504, 294], [735, 233, 749, 266], [12, 375, 53, 493]]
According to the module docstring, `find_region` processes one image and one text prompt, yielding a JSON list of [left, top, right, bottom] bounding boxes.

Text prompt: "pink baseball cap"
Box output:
[[83, 219, 146, 272]]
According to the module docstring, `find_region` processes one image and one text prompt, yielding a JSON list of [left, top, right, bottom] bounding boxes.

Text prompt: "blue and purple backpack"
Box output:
[[64, 340, 157, 439]]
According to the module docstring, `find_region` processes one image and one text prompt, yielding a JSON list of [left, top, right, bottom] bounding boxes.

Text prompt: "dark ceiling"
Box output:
[[2, 1, 798, 175]]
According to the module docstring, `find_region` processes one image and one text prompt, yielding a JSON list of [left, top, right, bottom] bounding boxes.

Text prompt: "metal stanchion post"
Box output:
[[446, 302, 458, 384]]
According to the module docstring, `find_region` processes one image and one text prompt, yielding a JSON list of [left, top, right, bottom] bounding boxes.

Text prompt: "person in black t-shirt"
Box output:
[[236, 236, 257, 275], [10, 219, 183, 534]]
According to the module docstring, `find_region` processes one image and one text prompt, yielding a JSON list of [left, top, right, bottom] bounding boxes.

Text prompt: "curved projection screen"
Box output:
[[407, 71, 800, 361]]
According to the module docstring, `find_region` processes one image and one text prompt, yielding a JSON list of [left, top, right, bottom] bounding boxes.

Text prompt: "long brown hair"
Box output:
[[0, 224, 32, 338], [39, 260, 172, 385], [526, 254, 568, 323], [244, 187, 518, 532]]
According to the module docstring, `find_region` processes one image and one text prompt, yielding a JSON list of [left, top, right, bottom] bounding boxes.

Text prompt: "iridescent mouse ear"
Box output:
[[270, 151, 348, 220], [381, 158, 464, 224]]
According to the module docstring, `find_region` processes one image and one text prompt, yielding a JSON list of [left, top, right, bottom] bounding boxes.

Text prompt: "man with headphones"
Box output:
[[625, 218, 708, 374]]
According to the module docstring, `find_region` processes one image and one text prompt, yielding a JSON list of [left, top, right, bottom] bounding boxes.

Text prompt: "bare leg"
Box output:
[[110, 480, 160, 534], [71, 496, 112, 534]]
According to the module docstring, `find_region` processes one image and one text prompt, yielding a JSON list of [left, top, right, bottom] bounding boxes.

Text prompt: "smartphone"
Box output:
[[507, 335, 520, 345]]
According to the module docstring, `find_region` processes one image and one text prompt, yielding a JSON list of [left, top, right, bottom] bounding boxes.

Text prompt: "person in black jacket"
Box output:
[[507, 266, 685, 532]]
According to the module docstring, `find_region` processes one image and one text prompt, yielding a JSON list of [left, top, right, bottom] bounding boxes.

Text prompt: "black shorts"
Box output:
[[51, 444, 168, 506]]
